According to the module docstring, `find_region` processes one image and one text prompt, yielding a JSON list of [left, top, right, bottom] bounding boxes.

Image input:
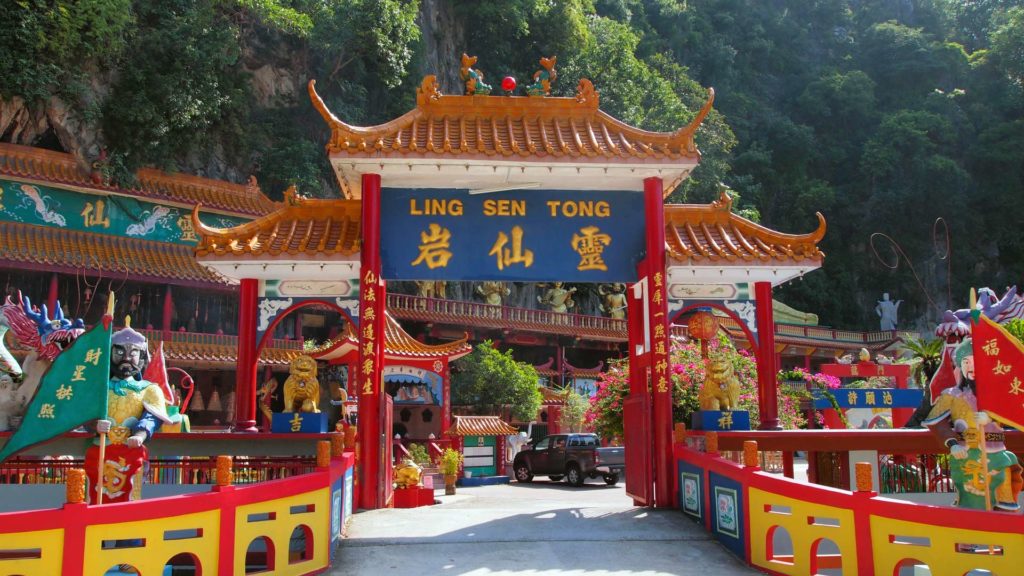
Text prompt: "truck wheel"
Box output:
[[604, 473, 620, 486], [548, 475, 564, 482], [566, 464, 584, 487], [514, 464, 533, 483]]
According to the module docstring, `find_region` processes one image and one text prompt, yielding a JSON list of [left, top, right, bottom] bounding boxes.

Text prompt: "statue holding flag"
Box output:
[[925, 290, 1024, 511], [86, 322, 180, 504]]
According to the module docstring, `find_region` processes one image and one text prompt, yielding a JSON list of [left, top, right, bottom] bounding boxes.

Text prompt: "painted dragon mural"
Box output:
[[0, 292, 85, 430]]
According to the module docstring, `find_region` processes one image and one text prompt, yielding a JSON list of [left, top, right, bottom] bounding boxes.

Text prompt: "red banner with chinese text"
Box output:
[[85, 443, 147, 504], [972, 314, 1024, 430]]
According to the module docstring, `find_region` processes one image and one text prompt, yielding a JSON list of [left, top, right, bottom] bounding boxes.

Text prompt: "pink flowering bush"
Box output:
[[587, 336, 805, 439], [777, 367, 845, 428]]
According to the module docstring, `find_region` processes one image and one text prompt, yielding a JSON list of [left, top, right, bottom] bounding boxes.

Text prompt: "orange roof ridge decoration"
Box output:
[[0, 220, 228, 286], [0, 142, 278, 216], [446, 415, 519, 437], [191, 186, 362, 259], [313, 311, 470, 362], [665, 188, 826, 265], [308, 77, 714, 197]]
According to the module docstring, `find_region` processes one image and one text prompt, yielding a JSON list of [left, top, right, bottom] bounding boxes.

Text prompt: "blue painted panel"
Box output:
[[709, 471, 746, 560], [270, 412, 328, 433], [379, 188, 645, 282], [812, 388, 922, 409], [678, 460, 705, 524], [691, 410, 751, 431]]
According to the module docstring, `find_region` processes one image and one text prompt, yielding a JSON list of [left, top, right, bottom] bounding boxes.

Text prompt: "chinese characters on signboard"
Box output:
[[379, 188, 645, 282]]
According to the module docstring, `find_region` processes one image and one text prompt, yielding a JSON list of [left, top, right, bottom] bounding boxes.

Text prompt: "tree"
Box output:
[[451, 342, 542, 422], [557, 389, 589, 433]]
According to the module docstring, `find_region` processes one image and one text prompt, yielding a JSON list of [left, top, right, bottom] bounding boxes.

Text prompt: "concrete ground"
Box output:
[[329, 478, 761, 576]]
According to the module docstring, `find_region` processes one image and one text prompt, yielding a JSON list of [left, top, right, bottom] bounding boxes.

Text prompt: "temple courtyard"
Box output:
[[331, 480, 759, 575]]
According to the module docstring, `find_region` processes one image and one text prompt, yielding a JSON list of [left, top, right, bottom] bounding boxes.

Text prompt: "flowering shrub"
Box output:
[[777, 367, 846, 428], [586, 336, 806, 438]]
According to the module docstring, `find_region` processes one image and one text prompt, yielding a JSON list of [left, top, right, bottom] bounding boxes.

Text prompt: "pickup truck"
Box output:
[[512, 433, 625, 486]]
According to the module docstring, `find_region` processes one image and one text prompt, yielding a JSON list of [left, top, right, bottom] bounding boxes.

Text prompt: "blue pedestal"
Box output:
[[271, 412, 328, 433], [691, 410, 750, 431]]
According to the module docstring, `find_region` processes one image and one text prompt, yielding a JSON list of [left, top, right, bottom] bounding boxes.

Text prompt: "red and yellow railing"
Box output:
[[0, 440, 355, 576], [675, 435, 1024, 575]]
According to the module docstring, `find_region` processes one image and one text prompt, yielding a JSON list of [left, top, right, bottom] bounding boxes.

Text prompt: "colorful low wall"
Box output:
[[0, 452, 354, 576], [675, 443, 1024, 575]]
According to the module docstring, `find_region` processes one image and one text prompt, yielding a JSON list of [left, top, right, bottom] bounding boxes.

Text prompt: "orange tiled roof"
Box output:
[[446, 415, 519, 437], [0, 220, 228, 286], [0, 143, 278, 217], [309, 77, 713, 194], [161, 338, 301, 367], [193, 188, 361, 258], [313, 311, 471, 362], [665, 190, 825, 264]]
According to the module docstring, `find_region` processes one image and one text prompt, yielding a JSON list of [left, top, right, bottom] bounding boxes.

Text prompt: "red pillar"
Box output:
[[47, 273, 59, 316], [162, 286, 174, 335], [294, 312, 303, 341], [358, 173, 386, 509], [441, 359, 451, 436], [235, 278, 259, 431], [644, 176, 673, 508], [755, 281, 780, 429]]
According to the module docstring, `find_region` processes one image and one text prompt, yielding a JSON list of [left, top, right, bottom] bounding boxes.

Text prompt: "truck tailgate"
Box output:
[[597, 446, 624, 467]]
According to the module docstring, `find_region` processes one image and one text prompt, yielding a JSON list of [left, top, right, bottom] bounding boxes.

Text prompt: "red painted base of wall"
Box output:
[[393, 486, 434, 508]]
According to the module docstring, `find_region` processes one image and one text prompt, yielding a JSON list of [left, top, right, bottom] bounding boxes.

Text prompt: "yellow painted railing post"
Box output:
[[66, 468, 85, 504], [344, 426, 357, 452], [743, 440, 759, 468], [317, 441, 331, 468], [674, 422, 687, 444], [216, 455, 233, 487], [705, 431, 718, 455], [331, 432, 345, 456], [855, 461, 873, 493]]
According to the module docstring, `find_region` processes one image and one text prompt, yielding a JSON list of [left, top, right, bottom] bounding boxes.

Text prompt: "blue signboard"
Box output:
[[812, 388, 923, 410], [379, 188, 645, 282]]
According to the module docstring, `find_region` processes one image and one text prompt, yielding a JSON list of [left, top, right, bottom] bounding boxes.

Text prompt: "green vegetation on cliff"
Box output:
[[2, 0, 1023, 330]]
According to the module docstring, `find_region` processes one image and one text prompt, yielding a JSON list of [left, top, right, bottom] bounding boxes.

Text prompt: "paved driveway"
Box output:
[[329, 478, 761, 575]]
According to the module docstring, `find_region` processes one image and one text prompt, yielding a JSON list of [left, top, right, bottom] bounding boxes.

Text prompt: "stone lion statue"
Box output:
[[283, 355, 320, 413], [698, 355, 741, 411]]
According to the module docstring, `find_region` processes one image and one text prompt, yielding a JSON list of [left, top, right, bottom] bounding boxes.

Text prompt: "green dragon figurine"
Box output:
[[460, 53, 492, 96], [526, 56, 557, 97]]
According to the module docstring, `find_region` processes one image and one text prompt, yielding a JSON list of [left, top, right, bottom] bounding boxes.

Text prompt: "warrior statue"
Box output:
[[476, 282, 510, 306], [598, 283, 628, 320], [537, 282, 576, 313], [924, 338, 1023, 511], [87, 325, 179, 504]]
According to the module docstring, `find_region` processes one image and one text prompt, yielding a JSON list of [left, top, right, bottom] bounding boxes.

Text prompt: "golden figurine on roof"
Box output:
[[526, 56, 557, 97]]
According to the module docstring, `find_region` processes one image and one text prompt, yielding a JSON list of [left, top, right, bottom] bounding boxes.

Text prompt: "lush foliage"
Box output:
[[899, 335, 945, 386], [451, 342, 542, 422], [439, 447, 462, 476], [556, 389, 589, 433], [586, 336, 805, 439], [406, 442, 431, 466], [776, 367, 845, 428], [4, 0, 1024, 326], [1005, 318, 1024, 345]]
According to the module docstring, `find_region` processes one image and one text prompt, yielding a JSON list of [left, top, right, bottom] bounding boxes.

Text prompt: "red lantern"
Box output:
[[688, 310, 719, 341], [501, 76, 517, 93]]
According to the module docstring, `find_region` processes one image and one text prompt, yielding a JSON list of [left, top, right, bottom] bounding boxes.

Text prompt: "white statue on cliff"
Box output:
[[876, 293, 902, 330]]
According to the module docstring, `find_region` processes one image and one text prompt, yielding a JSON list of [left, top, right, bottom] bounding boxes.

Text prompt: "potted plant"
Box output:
[[439, 447, 463, 495]]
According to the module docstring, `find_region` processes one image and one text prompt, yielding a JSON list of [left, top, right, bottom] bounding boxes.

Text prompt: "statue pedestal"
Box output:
[[393, 486, 434, 508], [271, 412, 328, 433], [691, 410, 750, 432]]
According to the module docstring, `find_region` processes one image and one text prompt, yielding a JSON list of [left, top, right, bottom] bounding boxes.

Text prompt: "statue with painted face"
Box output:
[[87, 327, 178, 504], [925, 338, 1023, 511]]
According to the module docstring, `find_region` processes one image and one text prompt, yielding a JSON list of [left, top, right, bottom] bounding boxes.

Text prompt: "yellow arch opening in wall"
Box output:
[[83, 510, 219, 575], [234, 488, 330, 576]]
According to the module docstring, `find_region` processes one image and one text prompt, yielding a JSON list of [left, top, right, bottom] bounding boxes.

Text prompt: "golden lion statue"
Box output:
[[283, 355, 320, 413], [394, 459, 422, 489], [698, 356, 741, 411]]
